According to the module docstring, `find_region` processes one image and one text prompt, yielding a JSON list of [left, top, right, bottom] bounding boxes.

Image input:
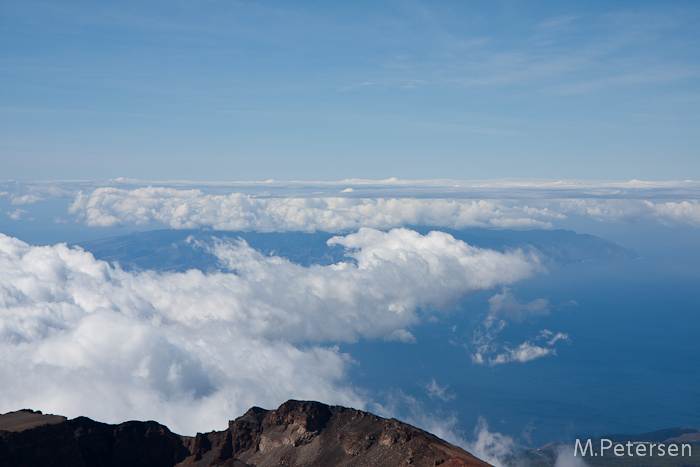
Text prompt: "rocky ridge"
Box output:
[[0, 400, 492, 467]]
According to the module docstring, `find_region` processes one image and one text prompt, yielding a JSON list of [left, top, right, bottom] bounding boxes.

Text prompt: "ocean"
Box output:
[[341, 225, 700, 446]]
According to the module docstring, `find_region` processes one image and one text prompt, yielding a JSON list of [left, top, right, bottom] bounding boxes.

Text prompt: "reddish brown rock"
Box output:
[[176, 400, 490, 467], [0, 401, 492, 467]]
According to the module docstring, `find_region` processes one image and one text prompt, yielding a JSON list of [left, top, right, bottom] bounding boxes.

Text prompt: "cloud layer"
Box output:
[[66, 183, 700, 233], [3, 179, 699, 232], [69, 187, 557, 231], [0, 228, 541, 434]]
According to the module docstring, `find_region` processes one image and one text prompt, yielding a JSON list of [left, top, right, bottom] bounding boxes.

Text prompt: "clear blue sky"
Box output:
[[1, 0, 698, 181]]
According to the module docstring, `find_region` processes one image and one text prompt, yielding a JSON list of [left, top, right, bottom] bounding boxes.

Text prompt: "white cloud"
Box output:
[[544, 330, 570, 346], [425, 379, 456, 401], [554, 198, 700, 227], [465, 417, 519, 467], [645, 200, 700, 228], [11, 193, 44, 205], [370, 391, 469, 450], [475, 329, 571, 366], [554, 444, 590, 467], [64, 181, 700, 233], [0, 228, 541, 434], [488, 287, 550, 322], [487, 341, 556, 365], [471, 289, 568, 366], [3, 179, 699, 233], [7, 209, 29, 221], [68, 187, 555, 232], [387, 329, 417, 343], [371, 391, 528, 467]]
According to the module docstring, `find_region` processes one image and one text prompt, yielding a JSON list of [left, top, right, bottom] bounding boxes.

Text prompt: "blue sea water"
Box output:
[[341, 226, 700, 446]]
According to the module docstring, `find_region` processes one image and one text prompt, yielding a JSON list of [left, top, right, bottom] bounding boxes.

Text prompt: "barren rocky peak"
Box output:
[[0, 400, 491, 467]]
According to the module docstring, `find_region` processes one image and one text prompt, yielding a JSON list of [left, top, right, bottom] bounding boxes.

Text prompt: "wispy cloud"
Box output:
[[425, 378, 456, 402], [487, 287, 550, 323], [370, 390, 469, 450], [10, 193, 44, 205], [554, 444, 590, 467], [471, 288, 569, 366], [472, 328, 571, 367], [7, 209, 29, 221], [466, 417, 519, 467]]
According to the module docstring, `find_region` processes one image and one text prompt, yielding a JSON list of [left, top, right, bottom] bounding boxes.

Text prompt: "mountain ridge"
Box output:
[[0, 400, 492, 467]]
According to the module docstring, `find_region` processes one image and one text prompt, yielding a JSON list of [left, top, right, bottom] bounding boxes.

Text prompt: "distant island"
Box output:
[[75, 227, 638, 273]]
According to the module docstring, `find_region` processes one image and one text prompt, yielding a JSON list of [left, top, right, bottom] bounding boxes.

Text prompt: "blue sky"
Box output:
[[2, 0, 698, 181]]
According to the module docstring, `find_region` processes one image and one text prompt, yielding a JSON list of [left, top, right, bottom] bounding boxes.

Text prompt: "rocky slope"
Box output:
[[0, 400, 491, 467]]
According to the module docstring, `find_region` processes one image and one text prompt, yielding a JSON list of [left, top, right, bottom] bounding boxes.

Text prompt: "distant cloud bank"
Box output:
[[1, 178, 698, 231], [61, 178, 700, 232], [69, 186, 556, 231]]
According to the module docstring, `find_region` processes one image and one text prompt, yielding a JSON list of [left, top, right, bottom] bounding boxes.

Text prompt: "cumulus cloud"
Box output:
[[644, 200, 700, 227], [68, 186, 556, 231], [65, 184, 700, 233], [0, 228, 541, 434], [553, 198, 700, 227]]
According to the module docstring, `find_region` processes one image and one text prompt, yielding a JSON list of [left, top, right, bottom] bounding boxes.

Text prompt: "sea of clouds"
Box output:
[[68, 185, 700, 231], [2, 178, 698, 466], [3, 178, 700, 232], [0, 227, 546, 436]]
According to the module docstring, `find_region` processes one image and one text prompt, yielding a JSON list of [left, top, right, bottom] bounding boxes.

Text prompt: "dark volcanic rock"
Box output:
[[0, 411, 188, 467], [0, 401, 491, 467]]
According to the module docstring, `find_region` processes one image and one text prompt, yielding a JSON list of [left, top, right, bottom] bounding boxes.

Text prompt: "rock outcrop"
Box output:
[[0, 401, 491, 467], [0, 409, 188, 467]]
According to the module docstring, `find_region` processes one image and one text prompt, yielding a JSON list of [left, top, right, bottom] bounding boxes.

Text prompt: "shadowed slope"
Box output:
[[0, 401, 492, 467]]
